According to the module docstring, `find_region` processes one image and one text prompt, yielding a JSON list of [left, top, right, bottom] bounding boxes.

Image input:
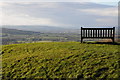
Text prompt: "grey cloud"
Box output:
[[1, 2, 117, 27]]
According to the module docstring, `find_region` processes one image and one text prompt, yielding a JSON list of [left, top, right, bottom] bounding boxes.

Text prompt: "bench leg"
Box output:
[[81, 38, 83, 43], [112, 38, 115, 43]]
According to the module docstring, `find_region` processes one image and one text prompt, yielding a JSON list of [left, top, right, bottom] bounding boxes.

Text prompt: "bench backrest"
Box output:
[[81, 27, 115, 38]]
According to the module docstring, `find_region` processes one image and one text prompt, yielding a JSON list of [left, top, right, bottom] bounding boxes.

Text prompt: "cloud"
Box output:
[[0, 0, 119, 2], [1, 12, 67, 26], [96, 18, 117, 26], [0, 2, 118, 28], [79, 7, 118, 17], [96, 18, 115, 22], [0, 2, 7, 6], [91, 0, 119, 3]]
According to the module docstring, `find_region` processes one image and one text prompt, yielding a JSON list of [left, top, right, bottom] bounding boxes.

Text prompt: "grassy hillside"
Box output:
[[2, 42, 120, 79]]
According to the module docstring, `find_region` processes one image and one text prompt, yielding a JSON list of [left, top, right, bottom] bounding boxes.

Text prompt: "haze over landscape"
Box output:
[[0, 1, 118, 31]]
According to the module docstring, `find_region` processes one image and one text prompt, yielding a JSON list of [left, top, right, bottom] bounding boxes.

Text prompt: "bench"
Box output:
[[81, 27, 115, 43]]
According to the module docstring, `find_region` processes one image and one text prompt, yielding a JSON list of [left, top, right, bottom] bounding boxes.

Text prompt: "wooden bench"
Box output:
[[81, 27, 115, 43]]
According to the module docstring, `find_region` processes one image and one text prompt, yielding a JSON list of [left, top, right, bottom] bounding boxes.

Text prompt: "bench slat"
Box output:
[[81, 27, 115, 43]]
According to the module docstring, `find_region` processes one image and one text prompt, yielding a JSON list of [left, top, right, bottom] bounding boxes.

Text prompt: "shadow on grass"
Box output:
[[82, 42, 120, 45]]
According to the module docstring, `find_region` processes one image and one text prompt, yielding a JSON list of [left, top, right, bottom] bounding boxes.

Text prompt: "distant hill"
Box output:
[[1, 25, 119, 34], [1, 28, 81, 45], [2, 42, 120, 79], [2, 28, 41, 35], [1, 25, 79, 33]]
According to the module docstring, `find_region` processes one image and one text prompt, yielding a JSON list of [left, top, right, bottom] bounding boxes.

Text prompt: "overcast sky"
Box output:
[[0, 0, 118, 28]]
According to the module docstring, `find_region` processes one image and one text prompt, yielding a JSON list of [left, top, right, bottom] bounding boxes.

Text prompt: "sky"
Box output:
[[0, 0, 119, 28], [0, 0, 119, 6]]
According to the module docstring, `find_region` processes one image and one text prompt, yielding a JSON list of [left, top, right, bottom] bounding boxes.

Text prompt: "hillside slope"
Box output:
[[2, 42, 120, 79]]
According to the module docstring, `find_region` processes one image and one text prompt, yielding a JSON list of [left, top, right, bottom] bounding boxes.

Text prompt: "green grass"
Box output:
[[1, 42, 120, 79]]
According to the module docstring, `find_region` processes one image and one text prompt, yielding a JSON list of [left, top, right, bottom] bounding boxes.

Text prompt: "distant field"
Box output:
[[1, 28, 80, 45], [1, 42, 120, 79]]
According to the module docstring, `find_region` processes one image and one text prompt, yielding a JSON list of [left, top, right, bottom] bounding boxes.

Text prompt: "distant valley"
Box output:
[[1, 25, 120, 45], [1, 28, 80, 45]]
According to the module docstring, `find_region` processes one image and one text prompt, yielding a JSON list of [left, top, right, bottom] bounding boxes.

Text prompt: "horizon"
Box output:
[[0, 1, 118, 28]]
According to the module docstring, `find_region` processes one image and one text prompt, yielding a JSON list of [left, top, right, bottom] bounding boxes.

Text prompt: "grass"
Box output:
[[1, 42, 120, 79]]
